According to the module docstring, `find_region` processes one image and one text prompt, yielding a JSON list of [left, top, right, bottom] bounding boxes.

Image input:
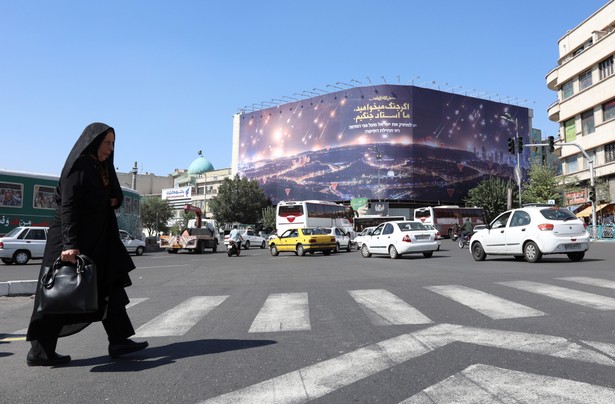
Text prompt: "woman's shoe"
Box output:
[[26, 350, 71, 366], [108, 339, 148, 358]]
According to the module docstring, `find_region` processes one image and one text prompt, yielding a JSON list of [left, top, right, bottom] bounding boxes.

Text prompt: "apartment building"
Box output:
[[546, 0, 615, 208]]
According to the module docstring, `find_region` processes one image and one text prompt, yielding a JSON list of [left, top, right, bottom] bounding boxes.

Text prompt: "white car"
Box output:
[[360, 221, 439, 259], [224, 229, 267, 249], [469, 206, 590, 263], [354, 226, 376, 250], [321, 227, 353, 252], [0, 226, 48, 265], [119, 230, 145, 256]]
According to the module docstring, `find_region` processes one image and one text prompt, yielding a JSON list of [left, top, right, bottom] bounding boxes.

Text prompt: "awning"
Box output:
[[576, 203, 613, 218], [576, 206, 592, 218]]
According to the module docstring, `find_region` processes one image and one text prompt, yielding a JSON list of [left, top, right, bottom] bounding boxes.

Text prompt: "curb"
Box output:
[[0, 280, 37, 297]]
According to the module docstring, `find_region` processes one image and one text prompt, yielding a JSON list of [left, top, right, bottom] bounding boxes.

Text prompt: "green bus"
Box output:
[[0, 169, 142, 236]]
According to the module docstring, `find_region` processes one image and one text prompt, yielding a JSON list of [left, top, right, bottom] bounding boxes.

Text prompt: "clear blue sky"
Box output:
[[1, 1, 609, 177]]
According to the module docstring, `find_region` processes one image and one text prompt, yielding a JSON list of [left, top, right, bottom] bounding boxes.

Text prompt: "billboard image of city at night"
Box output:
[[232, 85, 531, 205]]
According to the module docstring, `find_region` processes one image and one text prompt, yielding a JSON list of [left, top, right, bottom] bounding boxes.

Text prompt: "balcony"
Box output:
[[547, 99, 560, 122], [546, 68, 558, 90]]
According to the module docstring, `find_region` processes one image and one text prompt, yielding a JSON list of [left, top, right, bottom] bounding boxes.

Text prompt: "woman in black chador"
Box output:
[[26, 122, 148, 366]]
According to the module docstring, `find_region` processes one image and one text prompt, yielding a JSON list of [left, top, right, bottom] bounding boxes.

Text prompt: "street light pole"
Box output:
[[501, 114, 522, 207]]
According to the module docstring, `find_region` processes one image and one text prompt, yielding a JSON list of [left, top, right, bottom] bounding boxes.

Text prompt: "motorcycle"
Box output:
[[458, 232, 473, 248], [227, 240, 242, 256]]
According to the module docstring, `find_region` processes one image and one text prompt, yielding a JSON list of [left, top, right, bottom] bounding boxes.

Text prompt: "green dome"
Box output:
[[188, 156, 214, 175]]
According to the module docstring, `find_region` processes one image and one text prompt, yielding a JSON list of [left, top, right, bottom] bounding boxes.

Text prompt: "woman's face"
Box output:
[[97, 131, 115, 161]]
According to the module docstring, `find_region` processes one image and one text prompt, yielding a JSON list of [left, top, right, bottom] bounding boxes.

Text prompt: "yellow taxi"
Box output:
[[268, 227, 336, 256]]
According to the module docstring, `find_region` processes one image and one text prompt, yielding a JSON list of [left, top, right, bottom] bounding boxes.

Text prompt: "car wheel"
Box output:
[[2, 258, 13, 265], [471, 242, 487, 261], [136, 246, 144, 256], [524, 241, 542, 263], [423, 251, 433, 258], [389, 245, 399, 259], [13, 250, 30, 265], [260, 241, 266, 249], [167, 249, 178, 254], [297, 244, 305, 256], [361, 244, 372, 258], [196, 240, 205, 254], [270, 245, 279, 256], [244, 241, 250, 250], [334, 243, 340, 253], [567, 252, 585, 262], [323, 250, 331, 256], [346, 243, 352, 252], [213, 241, 218, 253]]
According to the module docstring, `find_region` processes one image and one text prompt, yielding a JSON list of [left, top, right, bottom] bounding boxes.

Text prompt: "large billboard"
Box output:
[[233, 85, 530, 204]]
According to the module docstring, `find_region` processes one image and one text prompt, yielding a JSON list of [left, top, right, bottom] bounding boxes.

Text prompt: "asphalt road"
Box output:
[[2, 241, 615, 403]]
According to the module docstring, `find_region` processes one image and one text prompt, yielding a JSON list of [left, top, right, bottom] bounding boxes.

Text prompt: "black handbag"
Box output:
[[37, 254, 98, 314]]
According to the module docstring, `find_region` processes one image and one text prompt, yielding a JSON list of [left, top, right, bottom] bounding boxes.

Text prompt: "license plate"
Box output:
[[564, 244, 580, 250], [415, 234, 430, 240]]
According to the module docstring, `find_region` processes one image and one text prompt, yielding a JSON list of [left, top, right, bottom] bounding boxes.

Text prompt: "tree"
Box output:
[[522, 163, 562, 205], [140, 196, 173, 236], [464, 177, 512, 222], [209, 174, 269, 224], [261, 206, 276, 232]]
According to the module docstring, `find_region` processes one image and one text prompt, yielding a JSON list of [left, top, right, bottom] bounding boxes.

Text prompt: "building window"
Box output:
[[561, 81, 574, 99], [564, 118, 576, 142], [604, 99, 615, 122], [606, 142, 615, 163], [581, 110, 595, 135], [599, 56, 614, 80], [568, 156, 578, 173], [579, 70, 593, 90]]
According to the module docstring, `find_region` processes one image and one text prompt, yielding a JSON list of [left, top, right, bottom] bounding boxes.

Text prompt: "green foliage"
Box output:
[[169, 211, 194, 235], [261, 206, 276, 232], [209, 174, 269, 225], [140, 196, 173, 236], [522, 163, 561, 205], [464, 177, 512, 222]]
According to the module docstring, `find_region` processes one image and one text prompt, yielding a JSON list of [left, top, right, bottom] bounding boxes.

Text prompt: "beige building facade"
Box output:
[[546, 0, 615, 207]]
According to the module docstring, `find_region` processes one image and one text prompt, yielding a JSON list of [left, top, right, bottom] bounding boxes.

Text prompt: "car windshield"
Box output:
[[540, 208, 577, 221], [3, 227, 24, 238], [397, 222, 428, 231]]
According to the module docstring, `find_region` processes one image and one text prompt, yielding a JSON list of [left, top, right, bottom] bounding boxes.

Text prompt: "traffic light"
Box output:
[[588, 186, 596, 203], [517, 137, 523, 154], [507, 138, 515, 155], [547, 136, 555, 153]]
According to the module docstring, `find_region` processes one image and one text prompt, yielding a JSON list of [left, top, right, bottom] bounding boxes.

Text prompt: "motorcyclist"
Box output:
[[229, 225, 243, 251], [460, 218, 473, 241]]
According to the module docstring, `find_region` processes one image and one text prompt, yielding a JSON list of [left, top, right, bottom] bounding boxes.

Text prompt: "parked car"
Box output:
[[354, 226, 376, 250], [360, 221, 439, 259], [268, 227, 336, 256], [469, 206, 590, 263], [119, 230, 145, 256], [0, 226, 48, 265], [320, 226, 353, 252]]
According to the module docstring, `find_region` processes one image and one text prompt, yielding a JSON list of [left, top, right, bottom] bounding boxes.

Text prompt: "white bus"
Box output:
[[413, 206, 487, 238], [276, 200, 354, 235]]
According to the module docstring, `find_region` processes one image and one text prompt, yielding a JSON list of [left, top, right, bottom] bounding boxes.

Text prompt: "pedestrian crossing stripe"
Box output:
[[249, 293, 310, 333], [134, 296, 228, 337], [199, 323, 615, 403], [425, 285, 546, 319], [499, 280, 615, 310], [559, 276, 615, 290], [349, 289, 432, 325], [401, 364, 615, 403]]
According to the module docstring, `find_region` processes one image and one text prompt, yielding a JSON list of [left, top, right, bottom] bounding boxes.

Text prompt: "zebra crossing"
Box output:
[[122, 276, 615, 338]]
